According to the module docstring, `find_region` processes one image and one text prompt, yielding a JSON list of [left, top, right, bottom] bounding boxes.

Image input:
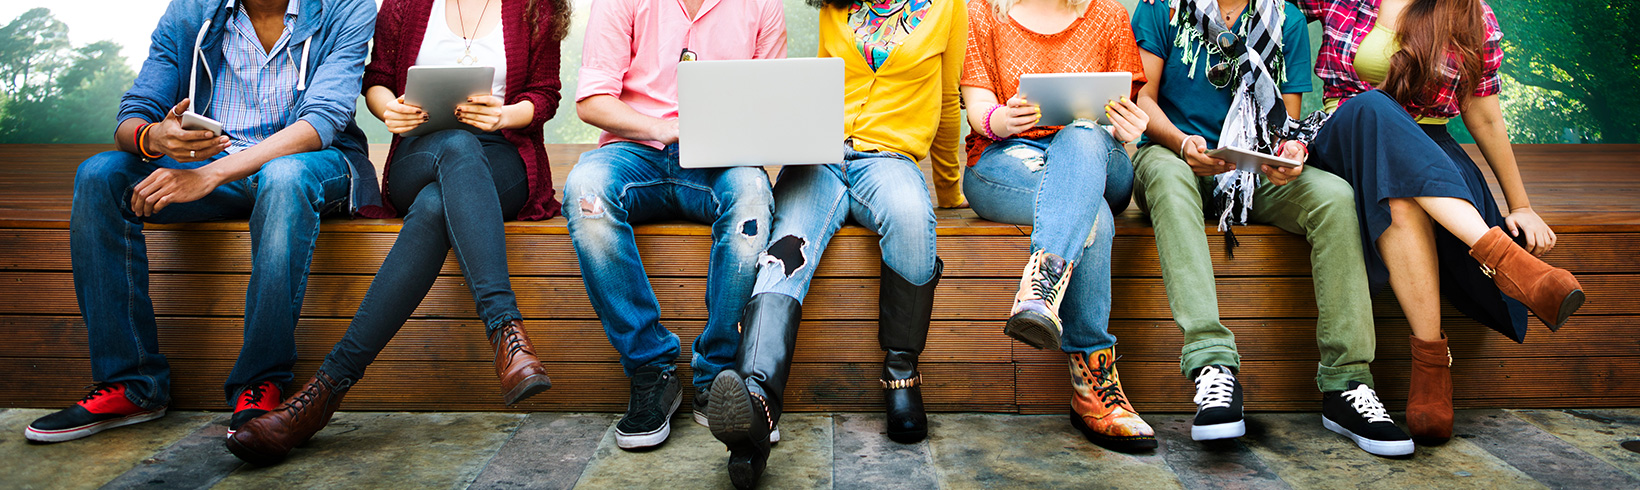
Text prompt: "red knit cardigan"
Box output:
[[358, 0, 563, 220]]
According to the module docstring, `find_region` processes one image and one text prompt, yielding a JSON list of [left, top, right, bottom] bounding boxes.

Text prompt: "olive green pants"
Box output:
[[1131, 144, 1377, 392]]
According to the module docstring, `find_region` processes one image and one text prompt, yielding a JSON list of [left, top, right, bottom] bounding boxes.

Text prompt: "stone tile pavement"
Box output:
[[2, 408, 1637, 489]]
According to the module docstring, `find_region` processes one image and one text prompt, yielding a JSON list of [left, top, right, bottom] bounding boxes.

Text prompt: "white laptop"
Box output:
[[677, 58, 844, 168]]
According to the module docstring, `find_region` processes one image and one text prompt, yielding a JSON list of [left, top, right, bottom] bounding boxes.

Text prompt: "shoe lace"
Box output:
[[497, 324, 529, 358], [78, 382, 120, 405], [239, 381, 273, 408], [1341, 384, 1393, 423], [630, 371, 669, 416], [1024, 253, 1067, 304], [1077, 352, 1130, 408], [1192, 366, 1236, 410], [279, 380, 326, 422]]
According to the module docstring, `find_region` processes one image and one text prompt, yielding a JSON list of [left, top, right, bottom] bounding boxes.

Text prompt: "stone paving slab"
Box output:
[[831, 413, 938, 490], [1242, 413, 1544, 490], [1150, 414, 1292, 490], [574, 414, 832, 489], [925, 413, 1182, 490], [100, 414, 243, 490], [1508, 409, 1640, 482], [212, 412, 524, 490], [1454, 409, 1640, 490], [468, 413, 616, 490], [0, 409, 216, 490]]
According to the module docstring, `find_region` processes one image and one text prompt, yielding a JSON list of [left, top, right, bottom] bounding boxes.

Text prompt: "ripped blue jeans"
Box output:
[[961, 123, 1134, 355], [752, 145, 940, 301], [563, 142, 773, 391]]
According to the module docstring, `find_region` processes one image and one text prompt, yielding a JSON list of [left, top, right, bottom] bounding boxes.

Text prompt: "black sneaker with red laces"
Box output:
[[228, 380, 282, 435], [25, 382, 166, 443]]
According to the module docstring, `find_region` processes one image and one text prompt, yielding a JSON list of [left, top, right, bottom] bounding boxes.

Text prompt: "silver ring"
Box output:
[[190, 150, 196, 158]]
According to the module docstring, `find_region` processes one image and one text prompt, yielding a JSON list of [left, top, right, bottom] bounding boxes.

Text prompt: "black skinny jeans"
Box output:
[[319, 130, 528, 382]]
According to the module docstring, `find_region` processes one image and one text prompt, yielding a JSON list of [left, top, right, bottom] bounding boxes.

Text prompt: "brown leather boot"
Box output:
[[493, 320, 552, 405], [225, 370, 351, 465], [1469, 227, 1584, 330], [1406, 334, 1453, 445]]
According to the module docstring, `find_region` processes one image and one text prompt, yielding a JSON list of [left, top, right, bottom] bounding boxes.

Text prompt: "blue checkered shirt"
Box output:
[[212, 1, 301, 153]]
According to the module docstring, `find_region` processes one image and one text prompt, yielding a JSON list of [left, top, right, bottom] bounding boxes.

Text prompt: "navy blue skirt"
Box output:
[[1308, 90, 1530, 342]]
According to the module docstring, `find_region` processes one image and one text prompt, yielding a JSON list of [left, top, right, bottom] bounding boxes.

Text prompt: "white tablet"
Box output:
[[677, 58, 844, 168], [402, 65, 496, 137], [1017, 72, 1134, 126], [1207, 146, 1302, 171]]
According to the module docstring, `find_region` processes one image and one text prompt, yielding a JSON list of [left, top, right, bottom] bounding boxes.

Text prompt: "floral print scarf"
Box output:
[[850, 0, 932, 71]]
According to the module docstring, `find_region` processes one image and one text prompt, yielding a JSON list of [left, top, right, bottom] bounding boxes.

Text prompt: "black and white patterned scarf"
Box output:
[[1169, 0, 1329, 253]]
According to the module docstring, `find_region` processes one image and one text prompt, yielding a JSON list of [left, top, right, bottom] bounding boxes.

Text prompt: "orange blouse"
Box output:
[[960, 0, 1146, 166]]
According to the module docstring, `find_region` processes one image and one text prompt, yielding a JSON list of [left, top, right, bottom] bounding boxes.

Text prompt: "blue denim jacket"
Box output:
[[118, 0, 381, 214]]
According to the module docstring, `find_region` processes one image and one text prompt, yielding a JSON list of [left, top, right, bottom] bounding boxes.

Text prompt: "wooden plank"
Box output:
[[0, 358, 1015, 413], [0, 316, 1011, 365], [5, 272, 1636, 320]]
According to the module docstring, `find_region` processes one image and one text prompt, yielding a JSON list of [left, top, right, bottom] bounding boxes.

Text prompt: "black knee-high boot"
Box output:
[[709, 292, 801, 489], [880, 258, 942, 444]]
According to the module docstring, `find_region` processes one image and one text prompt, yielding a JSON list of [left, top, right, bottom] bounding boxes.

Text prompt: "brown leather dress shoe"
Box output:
[[493, 320, 552, 405], [1469, 227, 1584, 330], [1407, 334, 1453, 445], [225, 370, 351, 465]]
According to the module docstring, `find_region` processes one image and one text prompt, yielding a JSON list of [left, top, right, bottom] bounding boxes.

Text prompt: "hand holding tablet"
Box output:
[[402, 65, 497, 137]]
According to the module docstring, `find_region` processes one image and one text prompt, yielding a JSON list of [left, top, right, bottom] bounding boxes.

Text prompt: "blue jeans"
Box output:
[[753, 146, 940, 301], [320, 131, 528, 383], [71, 149, 351, 409], [564, 142, 773, 391], [962, 123, 1134, 355]]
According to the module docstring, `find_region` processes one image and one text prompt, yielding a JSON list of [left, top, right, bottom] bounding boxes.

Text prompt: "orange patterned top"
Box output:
[[960, 0, 1146, 166]]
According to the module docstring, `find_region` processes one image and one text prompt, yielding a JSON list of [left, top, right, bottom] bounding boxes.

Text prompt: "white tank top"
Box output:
[[415, 0, 507, 96]]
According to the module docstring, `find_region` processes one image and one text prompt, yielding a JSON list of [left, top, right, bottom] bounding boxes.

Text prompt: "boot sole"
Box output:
[[695, 409, 781, 443], [503, 374, 553, 406], [225, 433, 288, 466], [1546, 289, 1584, 331], [24, 408, 166, 443], [1322, 416, 1414, 458], [708, 371, 768, 488], [1070, 413, 1157, 453], [1005, 311, 1061, 350]]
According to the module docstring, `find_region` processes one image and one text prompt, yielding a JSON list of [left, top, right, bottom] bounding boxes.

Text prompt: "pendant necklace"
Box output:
[[456, 0, 493, 65]]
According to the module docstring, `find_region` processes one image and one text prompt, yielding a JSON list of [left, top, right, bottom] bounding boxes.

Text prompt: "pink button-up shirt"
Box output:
[[578, 0, 788, 148]]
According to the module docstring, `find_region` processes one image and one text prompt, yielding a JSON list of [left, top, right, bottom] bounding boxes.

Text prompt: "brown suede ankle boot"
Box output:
[[1469, 227, 1584, 330], [225, 370, 351, 465], [1406, 334, 1453, 445], [492, 320, 552, 405]]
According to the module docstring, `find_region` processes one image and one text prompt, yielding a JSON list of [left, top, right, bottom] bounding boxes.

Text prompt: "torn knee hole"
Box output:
[[761, 235, 807, 276], [740, 219, 759, 237], [577, 195, 606, 218]]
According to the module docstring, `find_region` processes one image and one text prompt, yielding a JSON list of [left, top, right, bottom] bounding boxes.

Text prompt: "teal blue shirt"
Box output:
[[1131, 1, 1312, 148]]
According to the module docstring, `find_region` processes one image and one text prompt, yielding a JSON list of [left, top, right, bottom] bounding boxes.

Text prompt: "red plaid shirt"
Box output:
[[1294, 0, 1503, 120]]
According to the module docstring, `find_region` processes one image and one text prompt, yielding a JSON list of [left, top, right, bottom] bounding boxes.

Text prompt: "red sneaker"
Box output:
[[228, 381, 282, 435], [24, 382, 165, 443]]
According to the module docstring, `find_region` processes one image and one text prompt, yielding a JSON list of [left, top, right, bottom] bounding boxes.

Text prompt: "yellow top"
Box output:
[[1324, 24, 1449, 125], [819, 0, 967, 207]]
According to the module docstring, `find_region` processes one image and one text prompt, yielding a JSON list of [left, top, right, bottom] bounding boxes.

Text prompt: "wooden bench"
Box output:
[[1, 144, 1636, 414]]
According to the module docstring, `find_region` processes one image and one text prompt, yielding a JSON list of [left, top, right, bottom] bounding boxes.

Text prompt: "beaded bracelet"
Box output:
[[983, 104, 1004, 141]]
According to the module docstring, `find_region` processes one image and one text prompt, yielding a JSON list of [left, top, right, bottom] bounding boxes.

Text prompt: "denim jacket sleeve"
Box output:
[[294, 0, 377, 149]]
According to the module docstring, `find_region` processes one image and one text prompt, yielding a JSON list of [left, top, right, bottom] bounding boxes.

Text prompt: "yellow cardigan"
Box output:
[[818, 0, 967, 207]]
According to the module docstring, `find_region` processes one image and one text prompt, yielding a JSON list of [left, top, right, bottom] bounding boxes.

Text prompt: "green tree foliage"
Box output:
[[0, 8, 135, 143], [1490, 0, 1637, 143]]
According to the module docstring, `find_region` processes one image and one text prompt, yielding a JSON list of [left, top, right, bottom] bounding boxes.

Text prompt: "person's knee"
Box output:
[[1298, 172, 1359, 227], [563, 161, 624, 223], [424, 130, 485, 168], [1134, 154, 1198, 202], [74, 152, 141, 203]]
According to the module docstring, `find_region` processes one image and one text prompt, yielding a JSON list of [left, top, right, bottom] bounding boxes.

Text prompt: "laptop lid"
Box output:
[[677, 58, 844, 168]]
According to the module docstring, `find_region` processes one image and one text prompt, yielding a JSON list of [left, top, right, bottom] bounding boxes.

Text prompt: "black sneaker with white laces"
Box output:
[[1322, 381, 1414, 457], [615, 365, 681, 450], [1190, 365, 1245, 441]]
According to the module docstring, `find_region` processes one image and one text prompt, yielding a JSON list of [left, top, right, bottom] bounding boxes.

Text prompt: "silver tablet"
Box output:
[[1207, 146, 1302, 171], [402, 65, 496, 137], [1017, 72, 1134, 126]]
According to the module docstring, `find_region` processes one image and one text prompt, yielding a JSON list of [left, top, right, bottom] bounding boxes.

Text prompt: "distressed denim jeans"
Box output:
[[1132, 144, 1377, 392], [753, 145, 940, 301], [963, 123, 1134, 355], [564, 142, 773, 391], [71, 149, 351, 409]]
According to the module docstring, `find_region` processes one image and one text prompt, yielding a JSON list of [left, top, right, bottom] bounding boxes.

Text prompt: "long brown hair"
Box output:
[[1381, 0, 1487, 112], [525, 0, 573, 42]]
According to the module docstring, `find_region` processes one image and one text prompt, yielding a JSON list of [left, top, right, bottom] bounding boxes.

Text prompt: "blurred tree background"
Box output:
[[0, 0, 1634, 145]]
